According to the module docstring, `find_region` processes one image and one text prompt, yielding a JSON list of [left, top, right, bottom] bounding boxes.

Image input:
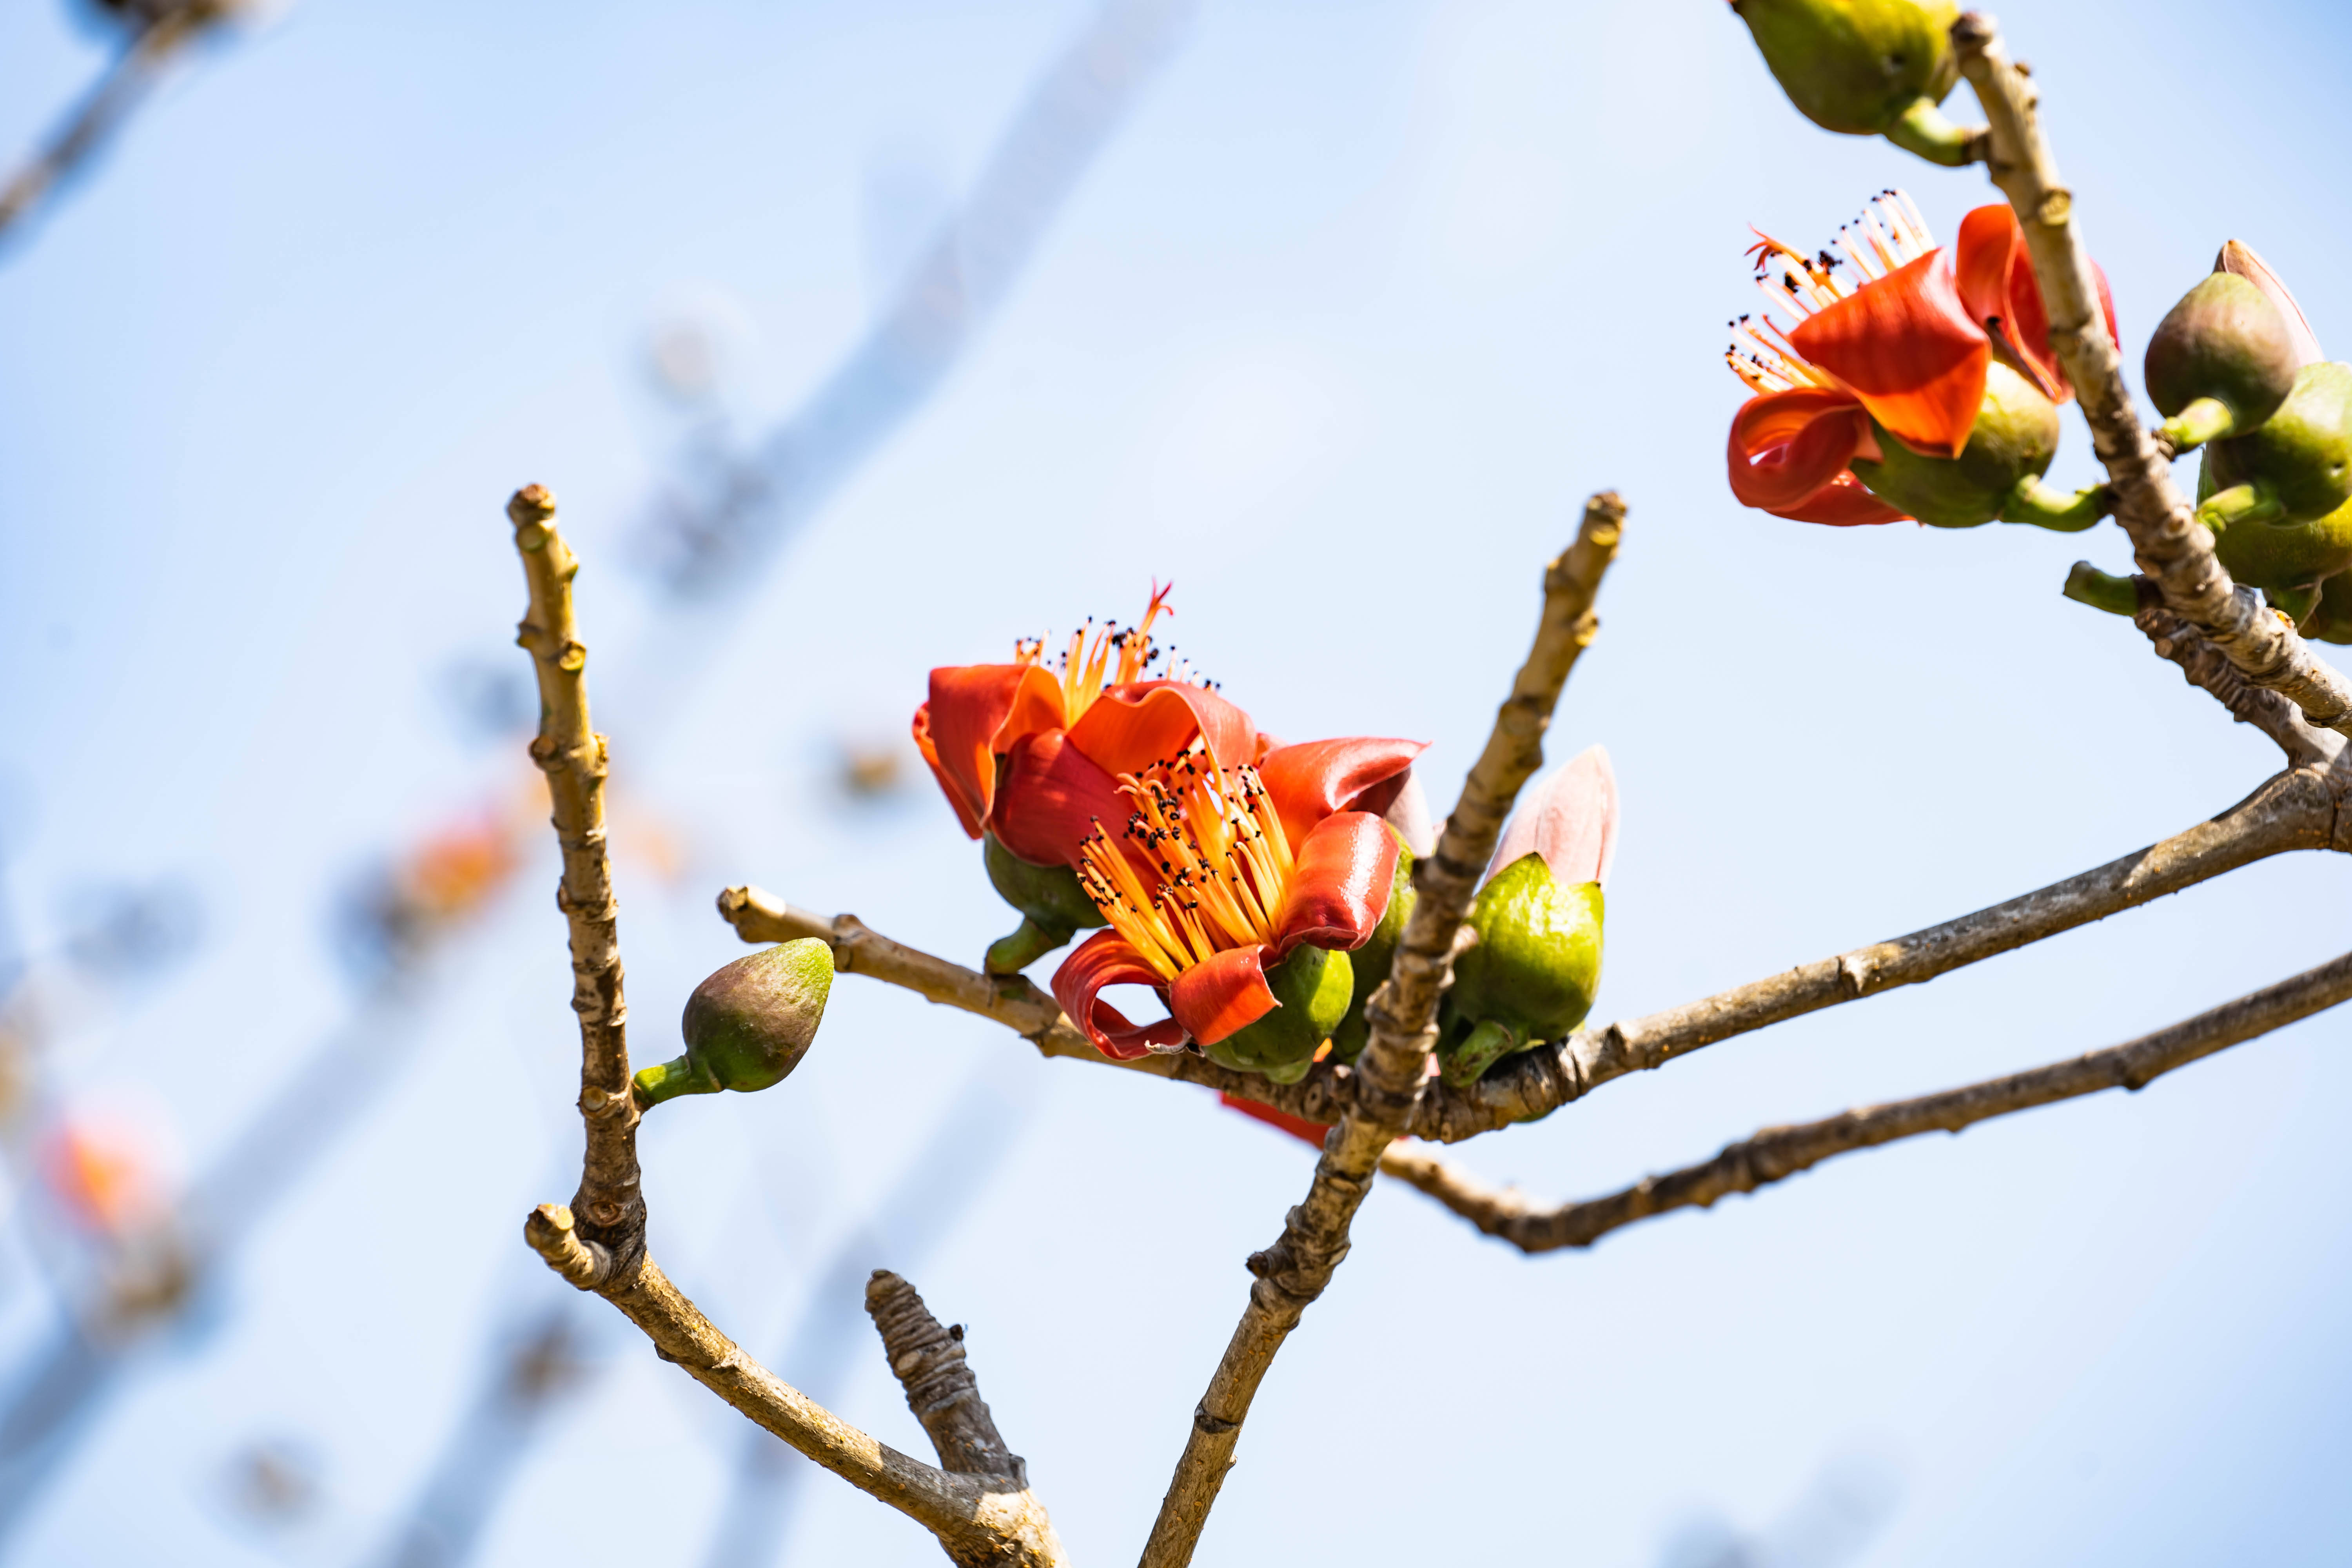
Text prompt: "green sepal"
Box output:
[[1327, 838, 1414, 1064], [1441, 854, 1603, 1085], [2001, 474, 2111, 533], [2197, 481, 2283, 532], [1848, 362, 2060, 528], [2266, 581, 2324, 626], [1731, 0, 1960, 138], [2144, 273, 2299, 443], [2205, 361, 2352, 524], [980, 832, 1104, 975], [1884, 96, 1976, 166], [2062, 562, 2140, 619], [2298, 572, 2352, 645], [1203, 945, 1353, 1081], [635, 938, 833, 1109]]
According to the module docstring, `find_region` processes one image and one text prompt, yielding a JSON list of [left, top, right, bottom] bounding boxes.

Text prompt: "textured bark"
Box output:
[[2132, 595, 2343, 769], [1426, 764, 2343, 1142], [1384, 947, 2352, 1252], [514, 491, 1065, 1566], [1952, 14, 2352, 736], [1136, 494, 1626, 1568], [510, 485, 643, 1279]]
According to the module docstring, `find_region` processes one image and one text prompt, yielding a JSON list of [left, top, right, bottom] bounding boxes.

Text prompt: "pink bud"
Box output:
[[1485, 744, 1617, 889], [2216, 240, 2325, 371]]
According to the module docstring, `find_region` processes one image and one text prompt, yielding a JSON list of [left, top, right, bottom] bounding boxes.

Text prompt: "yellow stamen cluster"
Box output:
[[1076, 746, 1296, 984], [1726, 189, 1938, 396], [1015, 583, 1203, 725]]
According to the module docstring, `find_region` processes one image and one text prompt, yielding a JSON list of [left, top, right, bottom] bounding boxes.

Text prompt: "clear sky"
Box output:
[[2, 1, 2350, 1564]]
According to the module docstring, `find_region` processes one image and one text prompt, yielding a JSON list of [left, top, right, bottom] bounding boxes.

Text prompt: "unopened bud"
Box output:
[[1440, 853, 1604, 1089], [1731, 0, 1963, 150], [2145, 274, 2299, 449], [2205, 362, 2352, 529], [634, 939, 833, 1107]]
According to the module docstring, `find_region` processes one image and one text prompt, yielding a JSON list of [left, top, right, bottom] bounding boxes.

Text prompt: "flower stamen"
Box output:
[[1725, 190, 1939, 396]]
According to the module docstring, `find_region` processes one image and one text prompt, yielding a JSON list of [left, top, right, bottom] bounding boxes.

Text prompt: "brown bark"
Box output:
[[512, 490, 1065, 1566], [1383, 947, 2352, 1252], [1952, 14, 2352, 736], [1136, 493, 1626, 1568]]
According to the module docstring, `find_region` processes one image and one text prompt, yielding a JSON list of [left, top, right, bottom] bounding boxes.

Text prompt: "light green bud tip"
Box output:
[[1204, 945, 1354, 1085], [1732, 0, 1960, 143], [1442, 854, 1604, 1089], [634, 938, 834, 1108]]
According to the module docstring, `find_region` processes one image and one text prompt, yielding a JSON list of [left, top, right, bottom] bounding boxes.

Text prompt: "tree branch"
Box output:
[[1137, 492, 1625, 1568], [1951, 13, 2352, 738], [510, 488, 1064, 1566], [1425, 762, 2344, 1142], [2132, 594, 2343, 770], [0, 4, 234, 244], [1381, 946, 2352, 1252], [724, 760, 2345, 1148]]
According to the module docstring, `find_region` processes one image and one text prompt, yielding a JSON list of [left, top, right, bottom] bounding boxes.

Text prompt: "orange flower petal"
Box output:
[[1727, 388, 1873, 511], [1272, 811, 1401, 956], [916, 663, 1066, 835], [1789, 249, 1988, 460], [1168, 944, 1279, 1046], [991, 729, 1129, 869], [1218, 1091, 1331, 1147], [1768, 471, 1911, 527], [1253, 737, 1426, 853], [1050, 929, 1189, 1058], [1955, 203, 2119, 406]]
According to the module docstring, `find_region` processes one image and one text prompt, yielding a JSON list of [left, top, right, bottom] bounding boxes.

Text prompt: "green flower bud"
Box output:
[[1205, 945, 1353, 1085], [1441, 853, 1603, 1090], [1327, 838, 1415, 1064], [635, 938, 833, 1107], [1731, 0, 1965, 156], [2205, 361, 2352, 526], [2298, 571, 2352, 645], [981, 831, 1105, 976], [2145, 273, 2299, 450], [1848, 361, 2060, 528]]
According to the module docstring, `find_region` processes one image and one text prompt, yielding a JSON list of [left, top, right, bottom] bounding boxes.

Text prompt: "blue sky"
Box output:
[[2, 0, 2350, 1563]]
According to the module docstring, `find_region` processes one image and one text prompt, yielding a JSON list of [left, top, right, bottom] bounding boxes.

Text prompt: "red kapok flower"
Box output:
[[1724, 190, 2118, 526], [1051, 734, 1425, 1059], [912, 585, 1257, 870]]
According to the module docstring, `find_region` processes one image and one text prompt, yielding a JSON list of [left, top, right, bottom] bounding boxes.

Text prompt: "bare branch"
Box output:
[[1138, 493, 1625, 1568], [725, 761, 2345, 1150], [1426, 763, 2344, 1142], [1384, 946, 2352, 1252], [2134, 597, 2343, 770], [0, 5, 236, 244], [1951, 14, 2352, 738], [510, 489, 1065, 1565]]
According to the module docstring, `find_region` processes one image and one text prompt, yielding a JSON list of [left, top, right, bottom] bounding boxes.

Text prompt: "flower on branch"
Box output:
[[1725, 191, 2118, 532], [1052, 735, 1424, 1081]]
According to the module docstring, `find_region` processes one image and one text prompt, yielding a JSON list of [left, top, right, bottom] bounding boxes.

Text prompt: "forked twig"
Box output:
[[1384, 947, 2352, 1251], [508, 487, 1065, 1566]]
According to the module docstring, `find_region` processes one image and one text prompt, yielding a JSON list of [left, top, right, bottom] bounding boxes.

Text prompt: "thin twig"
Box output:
[[511, 488, 1064, 1566], [1430, 763, 2344, 1142], [1137, 493, 1625, 1568], [733, 765, 2343, 1145], [0, 5, 231, 244], [1383, 947, 2352, 1252], [1951, 13, 2352, 738]]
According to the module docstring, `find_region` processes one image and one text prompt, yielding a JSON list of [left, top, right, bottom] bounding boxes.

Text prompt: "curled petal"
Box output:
[[1168, 944, 1278, 1046], [1486, 744, 1618, 889], [1218, 1091, 1331, 1148], [1273, 811, 1402, 955], [917, 664, 1066, 834], [1065, 681, 1253, 779], [1791, 249, 1988, 460], [1727, 388, 1876, 512], [992, 730, 1130, 869], [1050, 930, 1187, 1059], [1955, 204, 2121, 404], [1768, 471, 1910, 527], [1255, 737, 1428, 851], [2218, 239, 2325, 370]]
